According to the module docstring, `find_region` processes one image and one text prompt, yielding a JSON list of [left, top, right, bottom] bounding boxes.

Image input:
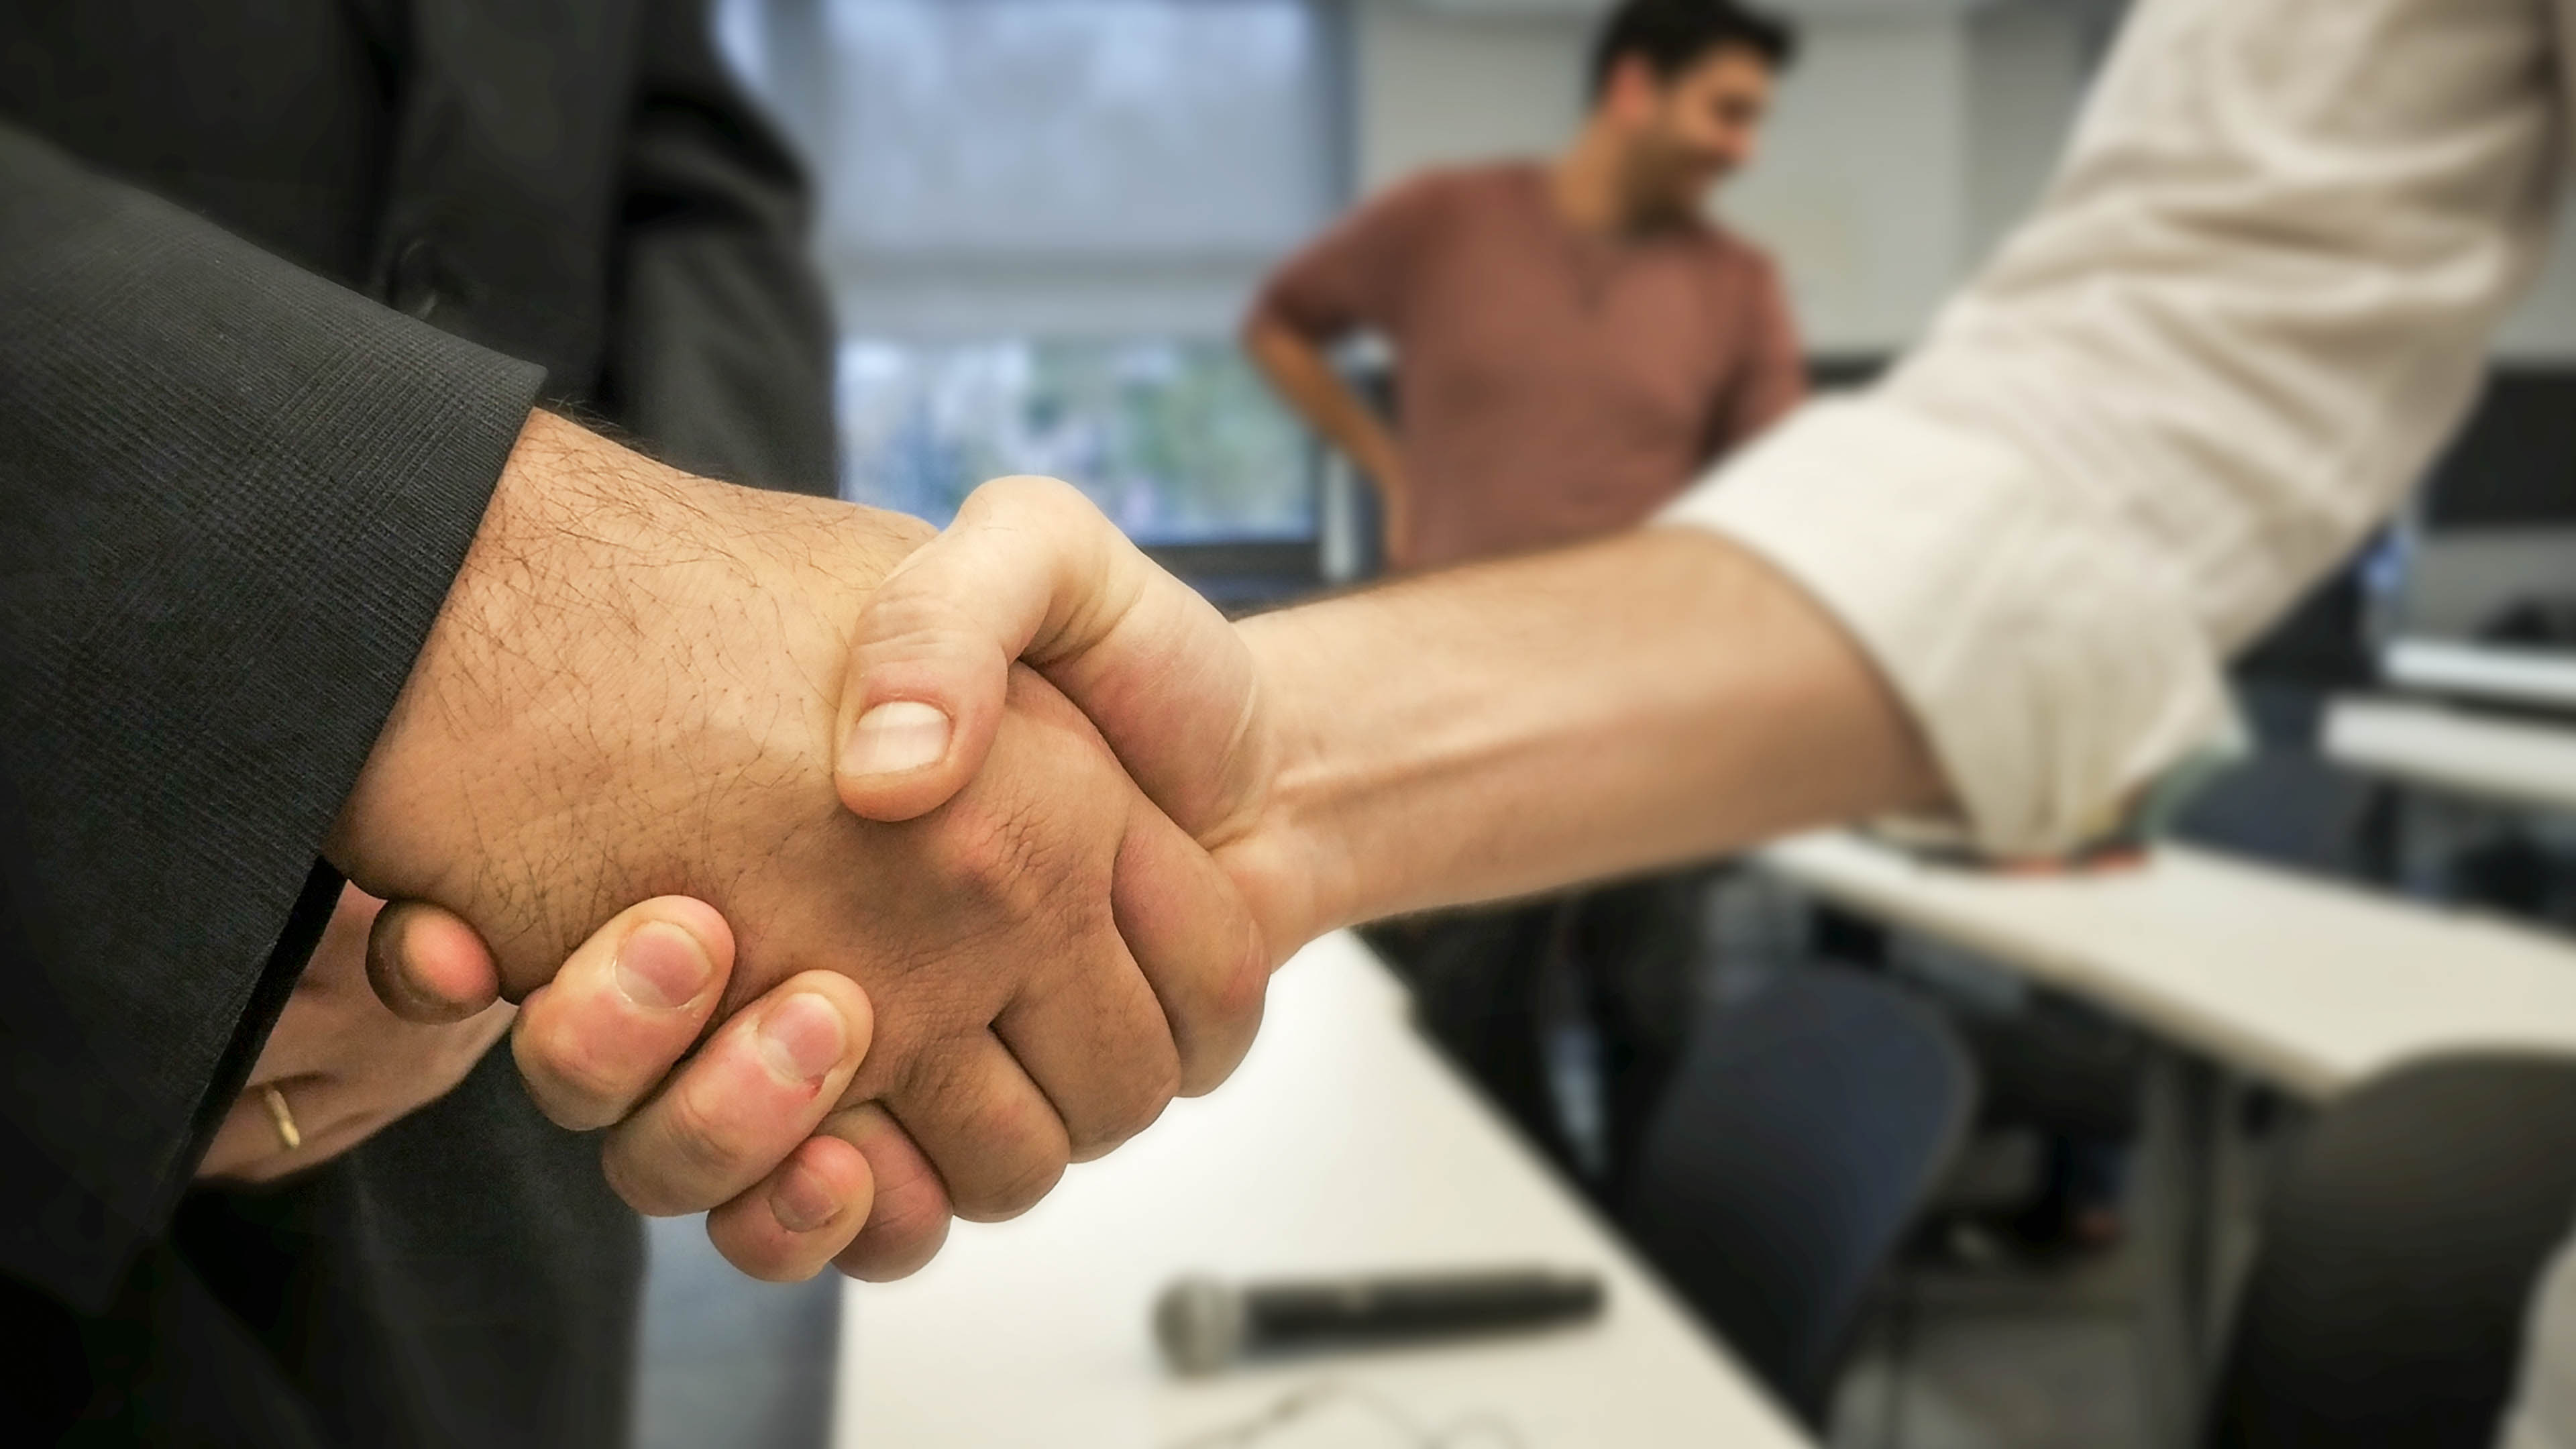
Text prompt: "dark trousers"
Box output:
[[1362, 869, 1713, 1207]]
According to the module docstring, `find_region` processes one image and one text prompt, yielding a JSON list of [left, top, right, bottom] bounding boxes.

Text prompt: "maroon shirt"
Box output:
[[1254, 162, 1807, 570]]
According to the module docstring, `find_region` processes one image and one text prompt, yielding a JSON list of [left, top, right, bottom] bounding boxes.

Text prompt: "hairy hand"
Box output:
[[326, 417, 1268, 1278]]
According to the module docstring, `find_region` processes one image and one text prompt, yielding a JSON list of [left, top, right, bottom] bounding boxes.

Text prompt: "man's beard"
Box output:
[[1618, 144, 1720, 229]]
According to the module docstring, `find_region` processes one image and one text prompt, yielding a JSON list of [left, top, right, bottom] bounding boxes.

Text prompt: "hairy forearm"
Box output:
[[1240, 527, 1944, 936], [326, 409, 931, 988], [328, 414, 707, 900], [1243, 315, 1407, 494]]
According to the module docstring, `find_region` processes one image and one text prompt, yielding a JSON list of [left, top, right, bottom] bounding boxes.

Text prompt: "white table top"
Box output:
[[1758, 832, 2576, 1102], [834, 932, 1815, 1449], [2383, 639, 2576, 714], [2323, 693, 2576, 816]]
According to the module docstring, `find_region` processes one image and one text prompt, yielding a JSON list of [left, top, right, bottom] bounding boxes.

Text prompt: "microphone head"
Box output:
[[1153, 1275, 1245, 1376]]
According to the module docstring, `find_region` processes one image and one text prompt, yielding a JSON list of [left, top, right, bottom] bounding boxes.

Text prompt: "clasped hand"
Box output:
[[276, 415, 1288, 1285]]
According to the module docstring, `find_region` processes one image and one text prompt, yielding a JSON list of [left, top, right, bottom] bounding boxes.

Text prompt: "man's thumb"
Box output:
[[834, 478, 1081, 822], [366, 899, 506, 1022]]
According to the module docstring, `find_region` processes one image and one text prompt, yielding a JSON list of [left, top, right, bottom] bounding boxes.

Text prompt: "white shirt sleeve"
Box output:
[[1664, 0, 2565, 853], [2504, 1228, 2576, 1449]]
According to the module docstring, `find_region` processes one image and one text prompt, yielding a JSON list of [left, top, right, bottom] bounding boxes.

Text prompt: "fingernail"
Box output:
[[614, 922, 712, 1011], [841, 700, 951, 777], [770, 1161, 839, 1235], [757, 993, 847, 1086]]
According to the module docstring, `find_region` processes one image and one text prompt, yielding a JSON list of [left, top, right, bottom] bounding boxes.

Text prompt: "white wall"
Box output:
[[1352, 1, 1589, 191], [1720, 13, 1970, 351], [1962, 1, 2090, 265]]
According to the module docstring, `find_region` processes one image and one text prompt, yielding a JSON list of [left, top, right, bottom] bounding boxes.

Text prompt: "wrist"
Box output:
[[326, 411, 608, 898], [1218, 611, 1371, 951], [327, 410, 932, 989]]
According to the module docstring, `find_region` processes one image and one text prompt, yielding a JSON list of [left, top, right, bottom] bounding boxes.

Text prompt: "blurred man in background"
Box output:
[[1240, 0, 1807, 1199], [1248, 0, 1803, 575]]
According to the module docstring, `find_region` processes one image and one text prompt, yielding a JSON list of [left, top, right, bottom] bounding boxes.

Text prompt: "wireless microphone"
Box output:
[[1153, 1266, 1607, 1375]]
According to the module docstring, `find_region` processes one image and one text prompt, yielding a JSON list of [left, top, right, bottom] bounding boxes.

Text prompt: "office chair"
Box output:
[[2209, 1054, 2576, 1449], [1621, 966, 1977, 1427]]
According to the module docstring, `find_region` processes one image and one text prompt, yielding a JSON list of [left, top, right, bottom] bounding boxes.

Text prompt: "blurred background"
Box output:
[[639, 3, 2576, 1447], [708, 0, 2576, 625]]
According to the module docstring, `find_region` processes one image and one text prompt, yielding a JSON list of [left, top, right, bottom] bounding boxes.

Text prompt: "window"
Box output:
[[716, 0, 1344, 545]]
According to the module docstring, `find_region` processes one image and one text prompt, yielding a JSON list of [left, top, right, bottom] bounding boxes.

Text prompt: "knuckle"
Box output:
[[661, 1081, 751, 1177], [1071, 1056, 1178, 1162], [1208, 933, 1270, 1031], [887, 1026, 976, 1105], [925, 796, 1107, 940], [855, 590, 975, 657], [977, 473, 1082, 517], [947, 1095, 1069, 1222], [960, 1148, 1067, 1223], [840, 1109, 949, 1224], [519, 1028, 640, 1130], [1178, 972, 1267, 1098], [878, 1185, 953, 1248], [839, 1208, 950, 1283], [1162, 925, 1269, 1090], [708, 1212, 824, 1285], [922, 809, 1024, 907], [616, 1083, 746, 1213]]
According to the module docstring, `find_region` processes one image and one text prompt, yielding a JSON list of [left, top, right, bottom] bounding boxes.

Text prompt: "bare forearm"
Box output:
[[1241, 527, 1944, 935], [1244, 315, 1407, 494]]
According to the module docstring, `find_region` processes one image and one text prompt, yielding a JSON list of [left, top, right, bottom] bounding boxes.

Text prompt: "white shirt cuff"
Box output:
[[1660, 397, 2237, 855]]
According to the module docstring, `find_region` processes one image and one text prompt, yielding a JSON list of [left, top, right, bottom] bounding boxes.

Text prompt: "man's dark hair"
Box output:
[[1587, 0, 1799, 102]]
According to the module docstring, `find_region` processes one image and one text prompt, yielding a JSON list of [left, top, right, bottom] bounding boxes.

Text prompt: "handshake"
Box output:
[[238, 412, 1350, 1285]]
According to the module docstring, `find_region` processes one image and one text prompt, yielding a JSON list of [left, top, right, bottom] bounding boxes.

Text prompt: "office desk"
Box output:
[[2323, 694, 2576, 818], [2382, 639, 2576, 714], [1758, 830, 2576, 1102], [834, 932, 1813, 1449], [1758, 829, 2576, 1444]]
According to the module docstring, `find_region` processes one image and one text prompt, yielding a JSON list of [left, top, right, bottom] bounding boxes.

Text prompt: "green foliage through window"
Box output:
[[838, 338, 1314, 541]]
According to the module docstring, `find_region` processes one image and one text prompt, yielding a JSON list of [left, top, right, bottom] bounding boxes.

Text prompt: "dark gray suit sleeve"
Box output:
[[598, 0, 839, 498], [0, 123, 545, 1311]]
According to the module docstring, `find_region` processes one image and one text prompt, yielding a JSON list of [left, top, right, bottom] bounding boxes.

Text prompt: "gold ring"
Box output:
[[261, 1084, 302, 1152]]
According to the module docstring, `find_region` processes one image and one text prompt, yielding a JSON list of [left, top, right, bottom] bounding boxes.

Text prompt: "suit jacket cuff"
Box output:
[[0, 125, 545, 1309]]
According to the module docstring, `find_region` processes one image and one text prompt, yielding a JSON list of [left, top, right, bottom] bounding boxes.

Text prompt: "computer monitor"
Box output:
[[2385, 364, 2576, 712], [2420, 367, 2576, 531]]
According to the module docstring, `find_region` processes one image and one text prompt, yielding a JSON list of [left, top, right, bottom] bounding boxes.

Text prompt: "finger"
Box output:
[[368, 898, 504, 1024], [197, 1088, 279, 1183], [835, 476, 1094, 822], [991, 928, 1180, 1163], [828, 1104, 955, 1281], [1114, 799, 1270, 1097], [601, 972, 874, 1217], [703, 1133, 876, 1283], [225, 1106, 390, 1187], [510, 897, 736, 1131], [837, 475, 1244, 831], [197, 1077, 367, 1187], [881, 1032, 1070, 1224]]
